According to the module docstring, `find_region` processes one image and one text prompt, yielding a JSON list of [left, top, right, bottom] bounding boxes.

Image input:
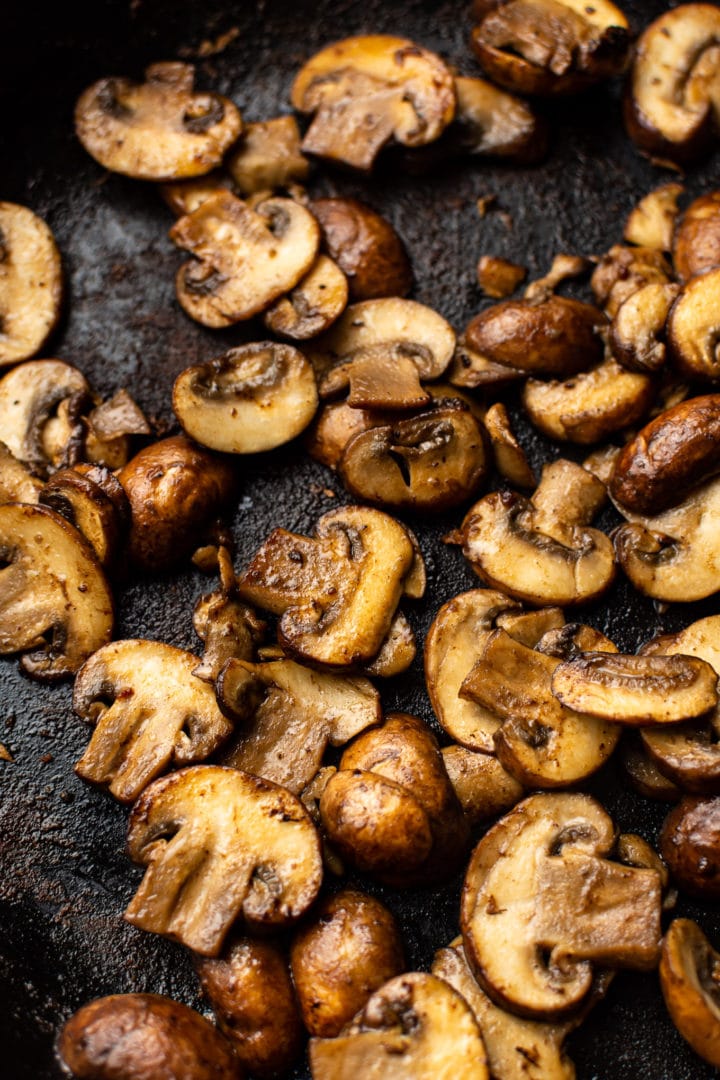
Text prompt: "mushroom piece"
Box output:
[[264, 256, 348, 340], [215, 656, 380, 794], [674, 190, 720, 282], [461, 792, 662, 1018], [461, 459, 616, 606], [57, 994, 241, 1080], [0, 359, 89, 472], [442, 746, 525, 826], [523, 253, 592, 305], [309, 972, 489, 1080], [290, 36, 456, 172], [73, 640, 234, 804], [610, 283, 680, 374], [75, 61, 242, 180], [591, 244, 672, 318], [625, 5, 720, 164], [226, 115, 309, 195], [522, 357, 654, 444], [173, 343, 319, 453], [470, 0, 630, 97], [311, 198, 412, 301], [290, 889, 405, 1037], [194, 936, 304, 1077], [447, 75, 547, 163], [312, 298, 456, 410], [171, 192, 320, 327], [306, 400, 382, 470], [668, 268, 720, 380], [86, 387, 151, 443], [621, 735, 682, 802], [0, 503, 113, 680], [125, 765, 322, 955], [192, 552, 265, 684], [623, 183, 684, 252], [448, 336, 525, 390], [660, 919, 720, 1069], [0, 203, 63, 367], [362, 609, 417, 678], [39, 464, 129, 568], [483, 402, 536, 488], [0, 442, 42, 505], [659, 796, 720, 899], [463, 296, 605, 377], [477, 255, 527, 299], [160, 171, 233, 217]]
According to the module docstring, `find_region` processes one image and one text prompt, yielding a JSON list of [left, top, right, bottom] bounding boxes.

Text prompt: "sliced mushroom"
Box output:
[[624, 183, 684, 251], [449, 75, 547, 162], [0, 503, 113, 680], [75, 62, 242, 180], [311, 198, 412, 301], [660, 919, 720, 1069], [674, 190, 720, 282], [86, 388, 151, 442], [483, 402, 536, 488], [226, 115, 309, 195], [461, 459, 615, 606], [0, 203, 63, 366], [0, 359, 89, 471], [668, 268, 720, 380], [442, 746, 525, 826], [659, 796, 720, 899], [625, 5, 720, 164], [39, 464, 128, 568], [171, 192, 320, 327], [160, 171, 233, 217], [193, 554, 265, 683], [0, 442, 42, 505], [173, 342, 318, 453], [610, 282, 680, 374], [361, 609, 417, 677], [309, 972, 489, 1080], [591, 244, 671, 318], [616, 833, 673, 906], [477, 255, 526, 299], [263, 256, 348, 340], [621, 735, 682, 801], [125, 765, 322, 955], [290, 36, 456, 172], [306, 400, 382, 470], [523, 253, 592, 305], [461, 792, 662, 1018], [448, 336, 525, 389]]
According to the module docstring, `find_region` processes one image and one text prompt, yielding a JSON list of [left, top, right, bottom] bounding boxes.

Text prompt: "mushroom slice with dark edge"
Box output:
[[660, 919, 720, 1068], [0, 503, 113, 680], [192, 550, 265, 684], [448, 75, 547, 163], [125, 764, 322, 955], [461, 792, 662, 1018], [668, 268, 720, 380], [264, 256, 348, 340], [309, 972, 489, 1080], [311, 198, 412, 301], [173, 342, 318, 453], [660, 796, 720, 899], [0, 442, 42, 505], [171, 192, 320, 327], [470, 0, 630, 97], [215, 657, 380, 794], [483, 402, 536, 488], [0, 203, 63, 367], [226, 115, 309, 195], [75, 61, 242, 180], [674, 190, 720, 282], [312, 298, 456, 410], [290, 36, 456, 172], [448, 335, 525, 390], [461, 459, 615, 606], [86, 387, 151, 443], [237, 506, 417, 668], [306, 400, 382, 469], [160, 171, 233, 217], [591, 244, 671, 317], [522, 357, 654, 444], [442, 746, 524, 826], [610, 283, 680, 374], [57, 994, 241, 1080], [624, 183, 684, 251], [339, 400, 488, 513], [622, 735, 682, 802], [361, 609, 417, 678], [74, 640, 234, 804], [40, 464, 129, 568], [0, 359, 89, 471], [625, 5, 720, 164]]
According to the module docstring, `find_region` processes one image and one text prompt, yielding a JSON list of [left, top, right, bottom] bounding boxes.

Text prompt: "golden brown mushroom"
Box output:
[[591, 244, 672, 318], [0, 359, 89, 472], [226, 115, 309, 195], [442, 745, 525, 826], [0, 203, 63, 367], [311, 198, 412, 301], [659, 796, 720, 899], [39, 464, 129, 568], [674, 190, 720, 282], [660, 919, 720, 1069], [668, 269, 720, 380], [264, 256, 348, 340], [624, 183, 684, 252], [610, 283, 680, 374]]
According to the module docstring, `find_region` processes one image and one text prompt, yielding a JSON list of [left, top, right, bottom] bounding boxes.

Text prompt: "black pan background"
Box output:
[[1, 1, 719, 1076]]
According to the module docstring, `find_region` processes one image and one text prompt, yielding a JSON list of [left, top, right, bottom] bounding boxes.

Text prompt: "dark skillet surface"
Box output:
[[2, 1, 720, 1076]]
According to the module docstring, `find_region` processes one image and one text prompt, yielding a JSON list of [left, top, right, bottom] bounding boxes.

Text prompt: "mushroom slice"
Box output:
[[483, 402, 536, 488], [625, 5, 720, 163], [523, 253, 592, 305], [290, 36, 456, 172], [75, 61, 242, 180], [477, 256, 527, 299], [236, 506, 417, 668], [660, 919, 720, 1068], [668, 268, 720, 380], [39, 465, 127, 568], [160, 171, 233, 217], [591, 244, 672, 318], [173, 342, 318, 453], [522, 357, 653, 445], [193, 554, 265, 684], [471, 0, 630, 97], [0, 359, 89, 471], [461, 459, 615, 606], [311, 198, 412, 301], [659, 796, 720, 899], [216, 657, 380, 794], [610, 283, 680, 374], [674, 191, 720, 282], [306, 400, 382, 469], [0, 442, 42, 505], [171, 192, 320, 327], [339, 402, 488, 513], [125, 765, 322, 955], [461, 792, 662, 1019], [0, 203, 63, 366], [551, 652, 718, 726], [448, 336, 525, 389], [312, 298, 456, 410], [464, 296, 605, 377], [309, 972, 489, 1080], [0, 503, 113, 680], [264, 256, 348, 340], [361, 610, 416, 677], [74, 640, 234, 804], [87, 388, 151, 442], [449, 75, 547, 162], [442, 746, 524, 826], [226, 115, 309, 195], [622, 735, 682, 801], [624, 183, 684, 251]]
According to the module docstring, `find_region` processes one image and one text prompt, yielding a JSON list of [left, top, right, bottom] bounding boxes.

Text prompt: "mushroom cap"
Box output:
[[0, 441, 42, 506], [264, 256, 348, 341], [75, 62, 242, 180], [0, 359, 88, 470], [668, 268, 720, 380], [40, 465, 129, 567], [442, 746, 524, 826], [311, 198, 412, 301], [610, 282, 680, 374], [659, 918, 720, 1068], [673, 190, 720, 282], [0, 203, 63, 367], [591, 244, 671, 317], [450, 75, 547, 162], [659, 796, 720, 899]]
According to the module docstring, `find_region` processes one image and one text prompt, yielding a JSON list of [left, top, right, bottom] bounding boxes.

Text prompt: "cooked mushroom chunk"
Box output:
[[264, 257, 348, 340], [0, 203, 63, 366], [40, 464, 128, 567], [591, 245, 671, 318], [523, 253, 591, 305], [160, 171, 233, 217], [0, 359, 89, 471], [311, 198, 412, 301], [193, 556, 265, 683], [477, 255, 527, 299], [362, 609, 417, 677], [291, 36, 456, 171], [173, 343, 318, 453], [659, 796, 720, 899], [674, 190, 720, 282], [624, 183, 684, 251], [171, 192, 320, 327], [483, 402, 536, 488], [442, 746, 524, 825], [668, 269, 720, 380], [226, 115, 309, 195], [610, 283, 680, 374], [622, 736, 683, 802], [0, 503, 113, 680], [461, 792, 662, 1018], [125, 765, 322, 955], [448, 75, 547, 162], [448, 336, 525, 389], [0, 442, 42, 505], [660, 919, 720, 1069], [306, 400, 381, 470], [75, 62, 242, 180]]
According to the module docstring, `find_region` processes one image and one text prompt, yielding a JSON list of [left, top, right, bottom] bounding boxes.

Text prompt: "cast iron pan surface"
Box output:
[[2, 1, 720, 1076]]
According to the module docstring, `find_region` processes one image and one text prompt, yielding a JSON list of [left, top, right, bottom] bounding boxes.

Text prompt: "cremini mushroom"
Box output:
[[442, 745, 525, 826], [160, 171, 233, 217], [461, 792, 662, 1018], [0, 442, 42, 505], [75, 62, 242, 180], [668, 268, 720, 380], [39, 463, 129, 568], [0, 359, 89, 472], [610, 283, 680, 373], [660, 919, 720, 1069], [362, 610, 417, 677], [674, 190, 720, 282], [311, 198, 412, 301], [290, 36, 456, 171], [226, 115, 309, 195], [171, 192, 320, 327], [448, 335, 525, 389], [192, 549, 265, 683], [173, 342, 319, 453], [125, 764, 323, 955], [476, 255, 527, 299], [264, 256, 348, 340], [624, 183, 684, 251], [0, 203, 63, 367], [483, 402, 536, 488], [305, 400, 381, 470], [591, 244, 672, 317], [659, 795, 720, 899]]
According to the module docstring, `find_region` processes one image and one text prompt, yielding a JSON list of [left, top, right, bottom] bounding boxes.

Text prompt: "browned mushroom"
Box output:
[[160, 171, 233, 217], [0, 359, 89, 472], [624, 183, 684, 251], [610, 283, 680, 374], [311, 198, 412, 301], [477, 255, 527, 299], [448, 335, 525, 390], [264, 256, 348, 340], [621, 735, 682, 802], [192, 550, 265, 683], [523, 253, 592, 305], [674, 190, 720, 282], [483, 402, 536, 488], [39, 464, 128, 568], [448, 75, 548, 162], [591, 244, 672, 318], [668, 269, 720, 380], [659, 796, 720, 899], [226, 115, 309, 195], [0, 442, 42, 506], [660, 919, 720, 1069], [442, 745, 525, 825], [0, 203, 63, 367]]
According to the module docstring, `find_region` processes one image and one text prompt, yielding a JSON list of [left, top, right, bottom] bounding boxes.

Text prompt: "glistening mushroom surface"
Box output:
[[659, 919, 720, 1069], [264, 256, 348, 341], [610, 282, 680, 374], [226, 115, 309, 195], [311, 198, 412, 301], [674, 190, 720, 282], [0, 203, 63, 367], [668, 268, 720, 380]]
